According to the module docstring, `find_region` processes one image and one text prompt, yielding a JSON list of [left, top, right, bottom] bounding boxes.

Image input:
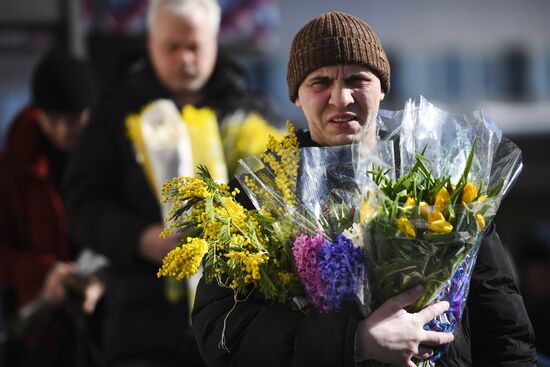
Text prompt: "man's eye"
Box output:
[[166, 44, 179, 52], [348, 78, 370, 87], [312, 79, 330, 87]]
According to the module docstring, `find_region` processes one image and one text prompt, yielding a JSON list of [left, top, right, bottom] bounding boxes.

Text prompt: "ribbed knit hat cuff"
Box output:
[[287, 36, 389, 102]]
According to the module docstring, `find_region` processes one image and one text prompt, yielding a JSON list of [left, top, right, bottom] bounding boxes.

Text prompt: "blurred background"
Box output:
[[0, 0, 549, 362]]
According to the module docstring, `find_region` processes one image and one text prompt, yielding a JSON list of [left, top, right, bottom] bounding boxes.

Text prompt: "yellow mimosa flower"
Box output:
[[396, 216, 416, 238], [243, 253, 269, 282], [260, 122, 299, 206], [278, 272, 297, 285], [462, 182, 478, 204], [157, 238, 208, 280], [476, 214, 486, 229]]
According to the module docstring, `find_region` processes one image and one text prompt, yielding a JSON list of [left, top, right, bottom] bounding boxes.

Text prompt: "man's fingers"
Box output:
[[416, 302, 454, 347], [416, 301, 449, 323], [422, 330, 454, 345], [388, 285, 424, 308], [56, 262, 77, 274]]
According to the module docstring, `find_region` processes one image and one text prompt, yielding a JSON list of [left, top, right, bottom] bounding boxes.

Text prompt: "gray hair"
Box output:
[[147, 0, 221, 35]]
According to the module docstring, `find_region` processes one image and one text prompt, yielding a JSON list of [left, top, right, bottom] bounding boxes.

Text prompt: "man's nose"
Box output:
[[180, 49, 195, 64], [329, 86, 354, 107]]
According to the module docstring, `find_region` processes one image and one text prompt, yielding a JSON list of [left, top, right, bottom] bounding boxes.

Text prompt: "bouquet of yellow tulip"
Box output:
[[353, 97, 522, 365], [363, 144, 492, 312]]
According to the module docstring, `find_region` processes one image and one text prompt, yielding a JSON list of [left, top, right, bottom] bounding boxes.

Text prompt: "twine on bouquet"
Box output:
[[217, 277, 255, 353]]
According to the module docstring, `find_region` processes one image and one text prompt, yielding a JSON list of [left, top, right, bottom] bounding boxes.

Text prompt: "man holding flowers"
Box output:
[[192, 11, 536, 367]]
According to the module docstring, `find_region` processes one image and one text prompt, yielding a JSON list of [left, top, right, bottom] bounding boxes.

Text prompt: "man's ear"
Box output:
[[380, 93, 385, 101], [295, 97, 301, 108]]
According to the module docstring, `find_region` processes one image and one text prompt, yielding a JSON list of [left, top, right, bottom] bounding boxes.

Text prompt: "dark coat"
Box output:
[[63, 54, 277, 364], [0, 106, 71, 308], [192, 130, 537, 367], [0, 107, 83, 367]]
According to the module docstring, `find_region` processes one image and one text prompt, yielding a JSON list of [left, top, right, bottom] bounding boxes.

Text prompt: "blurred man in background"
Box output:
[[514, 226, 550, 366], [63, 0, 277, 366], [0, 48, 100, 367]]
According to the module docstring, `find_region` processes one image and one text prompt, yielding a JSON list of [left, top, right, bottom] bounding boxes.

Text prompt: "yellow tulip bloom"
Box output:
[[396, 216, 416, 238], [477, 195, 488, 203], [359, 201, 375, 224], [419, 201, 431, 217], [427, 212, 453, 233], [476, 214, 486, 229], [402, 197, 416, 216], [404, 196, 416, 209], [462, 182, 478, 204], [434, 187, 450, 213], [428, 218, 454, 234]]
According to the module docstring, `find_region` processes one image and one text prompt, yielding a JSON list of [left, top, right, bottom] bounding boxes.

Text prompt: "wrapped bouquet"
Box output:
[[158, 123, 303, 306], [349, 97, 521, 364], [126, 100, 283, 307], [157, 97, 522, 365], [354, 97, 521, 313]]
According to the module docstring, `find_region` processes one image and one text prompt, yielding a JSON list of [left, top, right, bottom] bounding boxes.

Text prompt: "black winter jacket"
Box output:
[[192, 130, 536, 367], [63, 55, 276, 364]]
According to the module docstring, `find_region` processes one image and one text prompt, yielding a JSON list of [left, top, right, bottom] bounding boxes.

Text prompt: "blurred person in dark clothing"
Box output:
[[63, 0, 276, 366], [0, 49, 100, 367], [514, 225, 550, 365]]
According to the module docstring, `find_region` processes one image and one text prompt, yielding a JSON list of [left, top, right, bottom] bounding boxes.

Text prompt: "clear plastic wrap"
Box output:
[[235, 97, 522, 330]]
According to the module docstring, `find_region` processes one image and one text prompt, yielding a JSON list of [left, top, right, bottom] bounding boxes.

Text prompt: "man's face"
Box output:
[[295, 64, 385, 146], [37, 110, 90, 152], [148, 5, 218, 96]]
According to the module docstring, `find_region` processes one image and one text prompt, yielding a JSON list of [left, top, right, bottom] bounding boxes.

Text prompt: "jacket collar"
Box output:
[[127, 54, 260, 119], [295, 129, 321, 148], [3, 106, 55, 179]]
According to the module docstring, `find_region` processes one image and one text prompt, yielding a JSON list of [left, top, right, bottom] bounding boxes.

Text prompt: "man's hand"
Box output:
[[138, 224, 181, 264], [355, 285, 454, 367], [82, 275, 105, 314], [43, 262, 78, 305]]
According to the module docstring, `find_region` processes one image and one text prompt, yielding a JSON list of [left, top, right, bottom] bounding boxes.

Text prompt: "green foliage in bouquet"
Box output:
[[317, 199, 358, 241], [364, 142, 500, 312]]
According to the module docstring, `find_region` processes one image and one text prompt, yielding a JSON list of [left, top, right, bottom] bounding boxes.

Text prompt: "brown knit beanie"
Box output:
[[287, 11, 390, 102]]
